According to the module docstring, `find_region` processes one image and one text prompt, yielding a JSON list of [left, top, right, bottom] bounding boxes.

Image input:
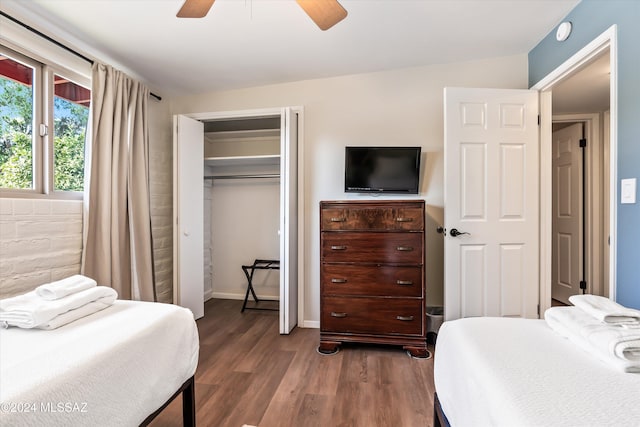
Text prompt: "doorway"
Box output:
[[550, 52, 610, 305], [442, 27, 617, 320], [534, 25, 617, 314]]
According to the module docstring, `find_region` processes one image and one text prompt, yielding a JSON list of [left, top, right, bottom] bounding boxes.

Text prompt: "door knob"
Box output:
[[449, 228, 470, 237]]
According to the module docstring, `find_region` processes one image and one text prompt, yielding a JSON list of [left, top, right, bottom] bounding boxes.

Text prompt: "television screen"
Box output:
[[344, 146, 421, 194]]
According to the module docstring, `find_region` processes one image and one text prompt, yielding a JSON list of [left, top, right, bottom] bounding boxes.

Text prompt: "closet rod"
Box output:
[[0, 11, 162, 102], [204, 173, 280, 180]]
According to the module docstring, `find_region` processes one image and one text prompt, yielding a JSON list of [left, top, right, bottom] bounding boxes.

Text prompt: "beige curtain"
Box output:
[[81, 62, 156, 302]]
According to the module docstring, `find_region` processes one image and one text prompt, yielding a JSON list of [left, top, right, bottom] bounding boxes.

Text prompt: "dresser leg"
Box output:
[[404, 346, 431, 359], [318, 340, 340, 355]]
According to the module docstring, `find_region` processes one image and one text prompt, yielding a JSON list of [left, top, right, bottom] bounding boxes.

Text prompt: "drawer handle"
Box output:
[[331, 245, 347, 250], [396, 280, 413, 286], [330, 217, 347, 222], [396, 246, 413, 251], [331, 312, 347, 318], [396, 315, 414, 321], [396, 217, 414, 223], [331, 278, 347, 283]]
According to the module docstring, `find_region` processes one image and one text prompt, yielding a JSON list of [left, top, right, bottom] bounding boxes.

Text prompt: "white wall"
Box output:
[[167, 55, 529, 325], [425, 204, 445, 306], [209, 178, 280, 300]]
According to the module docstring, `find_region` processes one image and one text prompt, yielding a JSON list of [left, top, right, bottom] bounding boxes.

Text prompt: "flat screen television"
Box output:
[[344, 146, 421, 194]]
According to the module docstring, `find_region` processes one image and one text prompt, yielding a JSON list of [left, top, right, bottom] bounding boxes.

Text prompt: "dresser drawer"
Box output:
[[321, 206, 424, 231], [322, 297, 423, 336], [321, 232, 423, 264], [321, 264, 423, 297]]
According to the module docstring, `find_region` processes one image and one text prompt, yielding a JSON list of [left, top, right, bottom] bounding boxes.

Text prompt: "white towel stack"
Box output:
[[544, 295, 640, 373], [569, 294, 640, 326], [0, 275, 117, 330], [35, 274, 97, 300]]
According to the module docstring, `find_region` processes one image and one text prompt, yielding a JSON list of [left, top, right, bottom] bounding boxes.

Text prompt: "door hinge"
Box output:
[[537, 304, 540, 316], [580, 280, 587, 290], [579, 138, 587, 148], [39, 124, 48, 137], [537, 115, 540, 126]]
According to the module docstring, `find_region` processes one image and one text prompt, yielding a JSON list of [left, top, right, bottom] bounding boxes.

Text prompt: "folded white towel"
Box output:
[[569, 294, 640, 325], [545, 306, 640, 373], [0, 286, 117, 329], [35, 274, 97, 300]]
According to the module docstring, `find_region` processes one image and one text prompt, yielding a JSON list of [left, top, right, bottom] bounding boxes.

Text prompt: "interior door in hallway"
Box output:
[[444, 87, 539, 321], [551, 123, 583, 304]]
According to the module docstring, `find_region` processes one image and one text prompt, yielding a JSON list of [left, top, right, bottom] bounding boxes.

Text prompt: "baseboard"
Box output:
[[303, 320, 320, 329]]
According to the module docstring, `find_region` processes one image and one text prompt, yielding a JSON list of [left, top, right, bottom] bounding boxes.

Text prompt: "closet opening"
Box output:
[[203, 116, 282, 311], [173, 107, 301, 334]]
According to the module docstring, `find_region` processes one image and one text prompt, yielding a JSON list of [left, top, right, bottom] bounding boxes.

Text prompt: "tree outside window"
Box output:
[[0, 58, 33, 189], [0, 49, 89, 194], [53, 75, 89, 192]]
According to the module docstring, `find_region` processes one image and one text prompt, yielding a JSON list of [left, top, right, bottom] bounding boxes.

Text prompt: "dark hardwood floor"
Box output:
[[150, 299, 436, 427]]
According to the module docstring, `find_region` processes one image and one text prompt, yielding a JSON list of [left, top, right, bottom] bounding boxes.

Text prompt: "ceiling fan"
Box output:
[[176, 0, 348, 31]]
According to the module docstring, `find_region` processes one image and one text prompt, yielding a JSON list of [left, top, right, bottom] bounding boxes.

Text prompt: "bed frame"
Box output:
[[140, 376, 196, 426], [433, 393, 450, 427]]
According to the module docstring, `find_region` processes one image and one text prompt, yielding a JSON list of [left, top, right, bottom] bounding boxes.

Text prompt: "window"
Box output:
[[0, 44, 90, 197], [52, 73, 90, 192]]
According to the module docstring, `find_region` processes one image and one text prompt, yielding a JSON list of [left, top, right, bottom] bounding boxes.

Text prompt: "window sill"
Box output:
[[0, 190, 83, 201]]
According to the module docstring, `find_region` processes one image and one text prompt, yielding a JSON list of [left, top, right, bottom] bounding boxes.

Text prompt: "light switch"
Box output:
[[621, 178, 637, 204]]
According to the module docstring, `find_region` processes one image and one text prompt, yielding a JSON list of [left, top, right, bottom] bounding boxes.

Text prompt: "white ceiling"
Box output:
[[2, 0, 580, 98], [552, 51, 610, 114]]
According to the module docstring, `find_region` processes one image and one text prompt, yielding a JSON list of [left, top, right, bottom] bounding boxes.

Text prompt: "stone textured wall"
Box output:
[[148, 100, 173, 304], [0, 198, 83, 297]]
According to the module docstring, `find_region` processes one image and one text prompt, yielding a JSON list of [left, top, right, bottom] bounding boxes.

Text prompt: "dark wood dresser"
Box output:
[[319, 200, 427, 358]]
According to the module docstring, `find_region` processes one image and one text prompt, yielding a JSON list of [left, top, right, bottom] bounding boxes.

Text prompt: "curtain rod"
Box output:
[[0, 11, 162, 101]]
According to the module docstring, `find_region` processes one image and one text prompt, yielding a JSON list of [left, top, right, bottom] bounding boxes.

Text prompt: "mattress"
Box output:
[[0, 300, 199, 427], [434, 317, 640, 427]]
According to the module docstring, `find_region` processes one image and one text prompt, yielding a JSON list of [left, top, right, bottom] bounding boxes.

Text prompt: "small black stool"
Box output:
[[241, 259, 280, 312]]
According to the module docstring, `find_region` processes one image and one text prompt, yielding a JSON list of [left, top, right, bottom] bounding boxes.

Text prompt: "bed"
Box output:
[[433, 317, 640, 427], [0, 300, 199, 426]]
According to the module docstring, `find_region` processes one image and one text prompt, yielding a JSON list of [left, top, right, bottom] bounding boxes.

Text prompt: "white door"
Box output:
[[552, 123, 583, 304], [173, 115, 204, 319], [444, 88, 539, 321], [279, 108, 298, 334]]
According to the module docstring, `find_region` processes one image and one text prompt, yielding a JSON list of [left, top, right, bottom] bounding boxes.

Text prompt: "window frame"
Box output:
[[0, 43, 90, 200], [46, 64, 91, 198]]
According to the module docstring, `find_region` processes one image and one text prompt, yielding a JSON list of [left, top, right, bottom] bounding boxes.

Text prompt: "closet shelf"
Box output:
[[204, 154, 280, 168]]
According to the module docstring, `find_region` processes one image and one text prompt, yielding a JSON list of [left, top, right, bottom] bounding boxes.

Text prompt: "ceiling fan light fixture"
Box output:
[[296, 0, 348, 31], [177, 0, 216, 18]]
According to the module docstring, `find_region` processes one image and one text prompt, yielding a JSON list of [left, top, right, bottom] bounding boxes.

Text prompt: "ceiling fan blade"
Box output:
[[176, 0, 216, 18], [296, 0, 348, 31]]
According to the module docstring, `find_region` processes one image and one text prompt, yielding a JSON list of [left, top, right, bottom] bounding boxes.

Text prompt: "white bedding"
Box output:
[[434, 317, 640, 427], [0, 300, 199, 427]]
